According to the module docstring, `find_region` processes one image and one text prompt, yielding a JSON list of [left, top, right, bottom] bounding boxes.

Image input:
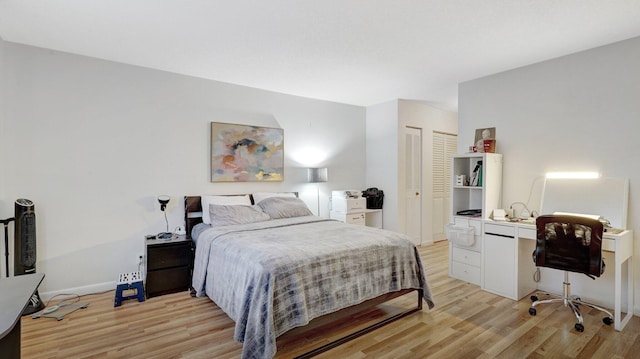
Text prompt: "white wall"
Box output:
[[0, 38, 4, 206], [397, 100, 457, 245], [459, 36, 640, 313], [366, 100, 457, 242], [0, 40, 366, 297], [366, 100, 399, 230]]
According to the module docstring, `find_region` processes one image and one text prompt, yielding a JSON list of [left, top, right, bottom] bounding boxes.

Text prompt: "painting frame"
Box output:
[[474, 127, 496, 153], [210, 122, 284, 182]]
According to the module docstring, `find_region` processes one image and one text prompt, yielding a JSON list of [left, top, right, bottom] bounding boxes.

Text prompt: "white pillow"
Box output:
[[257, 197, 313, 219], [252, 192, 296, 204], [201, 195, 251, 224], [209, 204, 270, 227]]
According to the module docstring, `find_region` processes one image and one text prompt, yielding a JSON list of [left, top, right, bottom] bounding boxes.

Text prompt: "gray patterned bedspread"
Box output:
[[192, 216, 434, 359]]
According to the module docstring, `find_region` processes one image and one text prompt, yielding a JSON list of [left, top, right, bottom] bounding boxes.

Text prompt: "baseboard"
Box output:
[[40, 281, 116, 301]]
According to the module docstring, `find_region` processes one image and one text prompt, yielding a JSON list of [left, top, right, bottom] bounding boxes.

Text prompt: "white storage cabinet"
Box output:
[[447, 217, 483, 285], [329, 190, 383, 228], [447, 153, 502, 285], [482, 223, 538, 300]]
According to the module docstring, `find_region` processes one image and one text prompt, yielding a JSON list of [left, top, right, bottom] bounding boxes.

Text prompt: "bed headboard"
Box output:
[[184, 192, 299, 239], [184, 196, 204, 239]]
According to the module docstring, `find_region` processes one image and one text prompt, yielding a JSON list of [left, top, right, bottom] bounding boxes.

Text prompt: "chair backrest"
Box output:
[[534, 214, 604, 277]]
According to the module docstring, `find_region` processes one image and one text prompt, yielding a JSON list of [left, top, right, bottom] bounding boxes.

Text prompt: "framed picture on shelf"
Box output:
[[474, 127, 496, 153]]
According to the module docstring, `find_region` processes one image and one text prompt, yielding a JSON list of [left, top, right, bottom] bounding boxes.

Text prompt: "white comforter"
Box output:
[[192, 216, 434, 359]]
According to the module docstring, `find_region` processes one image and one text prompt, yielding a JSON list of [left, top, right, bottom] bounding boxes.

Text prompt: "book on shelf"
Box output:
[[470, 160, 482, 186]]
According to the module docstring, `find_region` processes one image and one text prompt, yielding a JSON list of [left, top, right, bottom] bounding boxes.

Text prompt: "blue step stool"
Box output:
[[114, 271, 145, 307]]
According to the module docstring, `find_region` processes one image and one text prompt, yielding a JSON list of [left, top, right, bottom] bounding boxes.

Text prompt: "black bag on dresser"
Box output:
[[362, 188, 384, 209]]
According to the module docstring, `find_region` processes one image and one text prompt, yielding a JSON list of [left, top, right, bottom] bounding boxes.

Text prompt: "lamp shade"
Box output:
[[158, 195, 170, 211], [308, 167, 328, 183]]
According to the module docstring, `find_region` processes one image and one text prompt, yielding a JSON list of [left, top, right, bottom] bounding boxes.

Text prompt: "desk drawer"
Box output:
[[602, 238, 615, 252], [518, 227, 536, 240], [452, 247, 481, 267], [484, 223, 515, 237], [451, 261, 481, 285]]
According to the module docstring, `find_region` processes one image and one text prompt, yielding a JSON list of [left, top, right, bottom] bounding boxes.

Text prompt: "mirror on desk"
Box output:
[[541, 177, 629, 230]]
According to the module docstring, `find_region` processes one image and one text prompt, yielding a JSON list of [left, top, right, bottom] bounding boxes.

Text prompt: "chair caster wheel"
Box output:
[[530, 295, 538, 302], [603, 317, 613, 325], [575, 323, 584, 332], [529, 307, 536, 316]]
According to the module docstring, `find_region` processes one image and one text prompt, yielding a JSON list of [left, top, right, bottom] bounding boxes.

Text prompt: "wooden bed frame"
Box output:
[[184, 195, 424, 358]]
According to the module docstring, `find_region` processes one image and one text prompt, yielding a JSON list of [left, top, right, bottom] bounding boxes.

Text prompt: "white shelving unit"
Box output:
[[451, 153, 502, 220], [448, 153, 502, 285]]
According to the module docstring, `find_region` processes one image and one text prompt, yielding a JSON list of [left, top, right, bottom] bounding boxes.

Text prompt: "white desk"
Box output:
[[481, 220, 633, 331]]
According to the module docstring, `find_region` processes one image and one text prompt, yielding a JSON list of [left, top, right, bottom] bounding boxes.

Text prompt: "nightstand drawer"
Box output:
[[147, 244, 191, 270], [345, 213, 365, 225], [146, 266, 191, 298], [330, 211, 366, 225]]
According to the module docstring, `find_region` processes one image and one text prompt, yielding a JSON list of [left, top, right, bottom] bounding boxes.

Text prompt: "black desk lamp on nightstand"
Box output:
[[157, 195, 173, 239]]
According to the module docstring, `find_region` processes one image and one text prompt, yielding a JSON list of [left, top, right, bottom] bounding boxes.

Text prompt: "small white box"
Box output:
[[332, 197, 367, 213]]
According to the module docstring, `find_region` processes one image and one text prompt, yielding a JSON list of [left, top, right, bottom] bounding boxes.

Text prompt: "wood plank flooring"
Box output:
[[21, 241, 640, 358]]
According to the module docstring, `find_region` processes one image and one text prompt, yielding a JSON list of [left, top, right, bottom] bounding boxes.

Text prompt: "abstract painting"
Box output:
[[211, 122, 284, 182]]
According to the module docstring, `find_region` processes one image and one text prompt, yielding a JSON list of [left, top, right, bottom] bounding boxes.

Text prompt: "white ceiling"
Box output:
[[1, 1, 640, 110]]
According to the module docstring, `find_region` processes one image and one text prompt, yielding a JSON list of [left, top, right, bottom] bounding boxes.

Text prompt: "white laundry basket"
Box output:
[[445, 224, 475, 247]]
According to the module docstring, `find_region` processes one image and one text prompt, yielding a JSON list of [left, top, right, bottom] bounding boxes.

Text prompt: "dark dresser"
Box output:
[[145, 235, 193, 298]]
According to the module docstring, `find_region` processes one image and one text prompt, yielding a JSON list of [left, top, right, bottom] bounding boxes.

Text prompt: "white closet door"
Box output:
[[405, 127, 422, 246], [432, 132, 457, 241]]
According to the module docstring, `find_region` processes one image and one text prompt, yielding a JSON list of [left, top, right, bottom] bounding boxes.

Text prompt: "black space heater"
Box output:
[[14, 198, 45, 315]]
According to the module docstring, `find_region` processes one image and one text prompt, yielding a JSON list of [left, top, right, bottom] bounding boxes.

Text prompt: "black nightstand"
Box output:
[[145, 235, 193, 298]]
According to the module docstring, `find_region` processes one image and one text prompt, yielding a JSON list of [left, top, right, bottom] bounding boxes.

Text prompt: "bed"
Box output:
[[186, 193, 434, 359]]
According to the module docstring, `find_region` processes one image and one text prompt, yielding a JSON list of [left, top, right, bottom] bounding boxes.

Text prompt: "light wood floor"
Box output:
[[21, 241, 640, 358]]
